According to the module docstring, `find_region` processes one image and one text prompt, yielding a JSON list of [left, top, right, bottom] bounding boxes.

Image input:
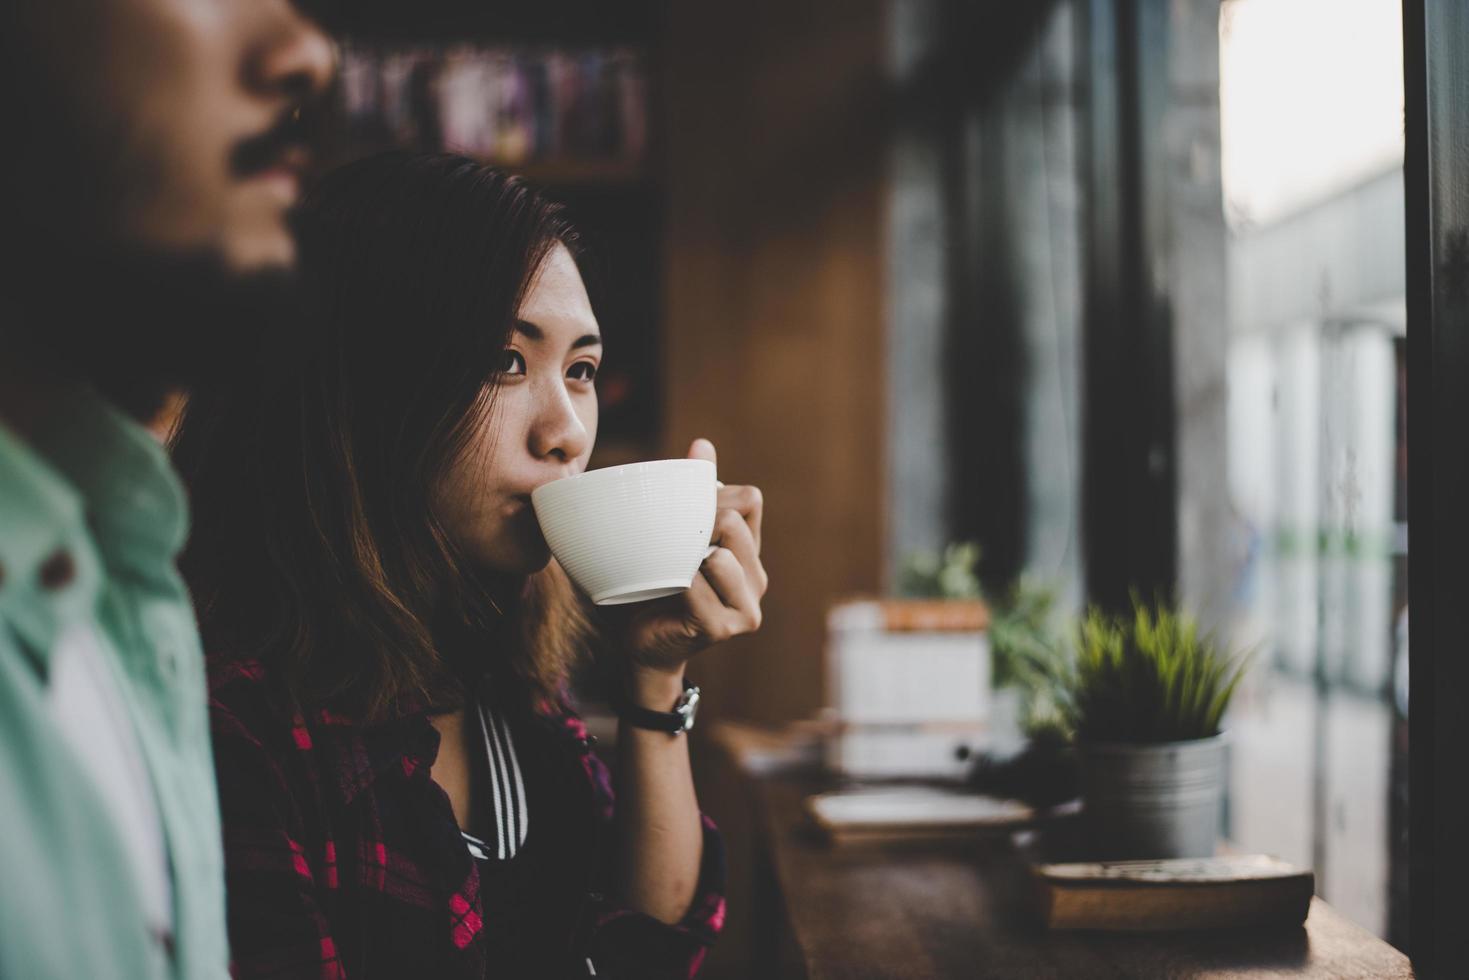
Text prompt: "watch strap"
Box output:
[[610, 676, 700, 734]]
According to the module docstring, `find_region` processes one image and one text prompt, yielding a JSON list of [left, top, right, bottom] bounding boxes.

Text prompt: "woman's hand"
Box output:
[[606, 438, 768, 688]]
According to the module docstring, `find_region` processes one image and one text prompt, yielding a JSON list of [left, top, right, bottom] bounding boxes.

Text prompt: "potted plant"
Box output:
[[1059, 598, 1251, 859]]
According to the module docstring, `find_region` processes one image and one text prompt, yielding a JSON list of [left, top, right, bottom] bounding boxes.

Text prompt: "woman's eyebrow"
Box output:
[[514, 318, 602, 350]]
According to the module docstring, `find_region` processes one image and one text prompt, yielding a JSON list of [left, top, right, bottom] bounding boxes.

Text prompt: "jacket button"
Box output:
[[38, 550, 75, 590]]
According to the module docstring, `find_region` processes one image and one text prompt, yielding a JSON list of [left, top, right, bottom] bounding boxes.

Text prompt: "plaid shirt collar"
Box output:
[[302, 679, 592, 809], [307, 706, 440, 807]]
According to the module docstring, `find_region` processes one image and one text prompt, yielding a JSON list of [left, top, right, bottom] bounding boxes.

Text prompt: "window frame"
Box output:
[[1403, 0, 1469, 973]]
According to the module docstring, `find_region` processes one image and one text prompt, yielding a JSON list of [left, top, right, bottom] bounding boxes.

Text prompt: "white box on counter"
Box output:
[[823, 598, 992, 780]]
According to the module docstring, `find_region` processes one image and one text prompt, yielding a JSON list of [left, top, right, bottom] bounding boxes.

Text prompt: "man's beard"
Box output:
[[7, 232, 305, 422], [1, 12, 312, 423]]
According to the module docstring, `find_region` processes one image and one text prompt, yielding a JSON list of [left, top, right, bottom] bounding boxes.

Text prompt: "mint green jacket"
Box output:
[[0, 389, 229, 979]]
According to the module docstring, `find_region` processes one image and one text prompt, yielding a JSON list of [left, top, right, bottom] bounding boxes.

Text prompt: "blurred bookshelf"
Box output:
[[306, 2, 666, 455], [333, 43, 651, 177]]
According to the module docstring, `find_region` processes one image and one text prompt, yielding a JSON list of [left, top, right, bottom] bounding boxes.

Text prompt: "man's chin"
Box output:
[[220, 212, 299, 275], [13, 235, 304, 418]]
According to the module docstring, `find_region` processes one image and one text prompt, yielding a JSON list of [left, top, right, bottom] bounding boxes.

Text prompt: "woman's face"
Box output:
[[436, 243, 601, 574]]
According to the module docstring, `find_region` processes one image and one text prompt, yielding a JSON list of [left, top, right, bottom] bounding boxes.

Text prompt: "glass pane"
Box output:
[[1218, 0, 1406, 941]]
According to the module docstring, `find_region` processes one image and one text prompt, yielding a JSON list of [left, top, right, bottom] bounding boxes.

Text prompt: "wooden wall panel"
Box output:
[[661, 1, 890, 726]]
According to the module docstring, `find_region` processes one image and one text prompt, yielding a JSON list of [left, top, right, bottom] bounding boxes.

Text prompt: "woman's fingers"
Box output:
[[681, 565, 746, 644], [716, 484, 763, 552], [696, 546, 762, 635], [619, 467, 768, 668], [710, 507, 768, 596], [682, 568, 727, 632]]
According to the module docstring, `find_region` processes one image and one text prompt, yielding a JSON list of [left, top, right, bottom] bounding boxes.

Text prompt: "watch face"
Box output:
[[677, 686, 701, 731]]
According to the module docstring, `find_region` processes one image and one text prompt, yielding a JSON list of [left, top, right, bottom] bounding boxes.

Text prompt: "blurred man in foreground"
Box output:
[[0, 2, 332, 976]]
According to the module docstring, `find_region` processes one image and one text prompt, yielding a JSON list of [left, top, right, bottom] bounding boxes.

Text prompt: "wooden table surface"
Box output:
[[722, 723, 1414, 980]]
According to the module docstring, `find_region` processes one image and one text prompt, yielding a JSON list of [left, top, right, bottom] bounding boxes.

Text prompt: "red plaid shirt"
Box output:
[[207, 657, 726, 979]]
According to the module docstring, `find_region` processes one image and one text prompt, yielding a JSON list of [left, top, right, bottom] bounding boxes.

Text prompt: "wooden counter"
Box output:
[[703, 721, 1414, 979]]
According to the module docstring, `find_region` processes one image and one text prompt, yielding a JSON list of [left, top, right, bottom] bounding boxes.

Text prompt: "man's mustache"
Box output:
[[230, 104, 312, 178]]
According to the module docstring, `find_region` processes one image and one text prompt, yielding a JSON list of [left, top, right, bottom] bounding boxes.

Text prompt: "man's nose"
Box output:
[[246, 1, 336, 104]]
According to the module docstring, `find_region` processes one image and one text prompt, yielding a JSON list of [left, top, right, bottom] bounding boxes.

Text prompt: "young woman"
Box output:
[[172, 151, 766, 979]]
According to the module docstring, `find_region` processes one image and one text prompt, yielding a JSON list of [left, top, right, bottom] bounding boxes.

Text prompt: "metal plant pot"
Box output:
[[1078, 734, 1227, 859]]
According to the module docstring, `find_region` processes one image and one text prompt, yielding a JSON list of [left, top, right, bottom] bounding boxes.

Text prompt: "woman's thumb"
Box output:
[[687, 438, 717, 465]]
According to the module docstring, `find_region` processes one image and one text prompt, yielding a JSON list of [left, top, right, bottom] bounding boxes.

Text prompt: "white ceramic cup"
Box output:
[[531, 458, 718, 605]]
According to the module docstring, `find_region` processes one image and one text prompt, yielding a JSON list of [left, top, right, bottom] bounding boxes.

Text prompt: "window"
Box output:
[[1218, 0, 1406, 941]]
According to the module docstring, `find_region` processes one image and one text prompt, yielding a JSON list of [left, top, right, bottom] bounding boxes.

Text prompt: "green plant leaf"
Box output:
[[1052, 596, 1250, 743]]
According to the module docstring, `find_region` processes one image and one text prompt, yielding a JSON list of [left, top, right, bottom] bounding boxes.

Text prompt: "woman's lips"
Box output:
[[508, 494, 539, 525], [511, 498, 549, 549]]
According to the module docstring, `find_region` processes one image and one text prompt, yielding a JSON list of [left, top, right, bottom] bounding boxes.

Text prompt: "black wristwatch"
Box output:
[[610, 676, 701, 735]]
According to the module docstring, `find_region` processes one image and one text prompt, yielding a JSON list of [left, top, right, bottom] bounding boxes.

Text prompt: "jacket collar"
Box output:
[[28, 382, 188, 582]]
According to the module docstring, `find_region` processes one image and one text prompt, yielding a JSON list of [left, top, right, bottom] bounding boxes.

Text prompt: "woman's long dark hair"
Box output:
[[172, 151, 592, 723]]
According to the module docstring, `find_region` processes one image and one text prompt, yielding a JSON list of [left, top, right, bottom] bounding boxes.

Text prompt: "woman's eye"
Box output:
[[499, 350, 527, 376], [568, 361, 598, 382]]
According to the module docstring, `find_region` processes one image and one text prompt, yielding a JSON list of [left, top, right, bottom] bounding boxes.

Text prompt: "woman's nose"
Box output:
[[528, 382, 591, 462]]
